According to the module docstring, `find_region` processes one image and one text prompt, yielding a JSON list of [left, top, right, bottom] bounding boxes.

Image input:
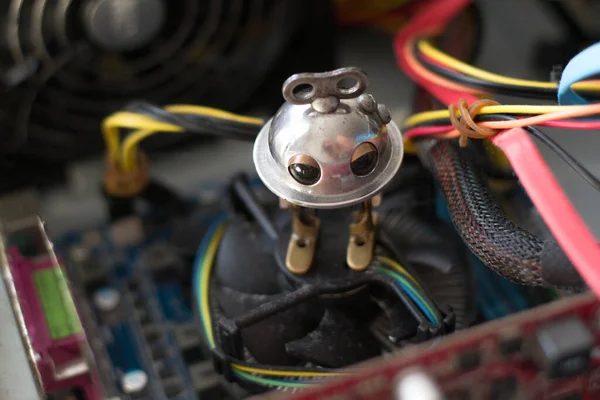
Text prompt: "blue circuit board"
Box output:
[[56, 186, 237, 400], [53, 179, 556, 399]]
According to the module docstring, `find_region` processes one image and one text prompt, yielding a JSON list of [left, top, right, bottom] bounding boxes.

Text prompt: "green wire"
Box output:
[[195, 225, 440, 388], [375, 266, 440, 324], [234, 370, 314, 388], [382, 268, 439, 322]]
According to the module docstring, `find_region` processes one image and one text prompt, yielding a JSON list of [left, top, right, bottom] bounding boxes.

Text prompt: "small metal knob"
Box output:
[[282, 67, 369, 114]]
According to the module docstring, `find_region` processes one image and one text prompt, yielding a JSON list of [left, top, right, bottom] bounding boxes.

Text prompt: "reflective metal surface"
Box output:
[[83, 0, 166, 52], [254, 68, 403, 208]]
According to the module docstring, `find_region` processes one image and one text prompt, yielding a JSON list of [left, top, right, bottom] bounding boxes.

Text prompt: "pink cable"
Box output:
[[404, 120, 600, 140], [395, 0, 600, 294], [544, 120, 600, 129], [493, 128, 600, 296], [403, 126, 453, 138]]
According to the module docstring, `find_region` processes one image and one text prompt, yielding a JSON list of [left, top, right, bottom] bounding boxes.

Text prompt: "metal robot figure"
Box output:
[[253, 67, 404, 274]]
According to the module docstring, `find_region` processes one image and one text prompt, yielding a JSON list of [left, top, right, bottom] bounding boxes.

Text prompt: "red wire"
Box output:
[[404, 126, 454, 138], [393, 0, 477, 105], [544, 120, 600, 129], [493, 129, 600, 297], [395, 0, 600, 295], [404, 119, 600, 139]]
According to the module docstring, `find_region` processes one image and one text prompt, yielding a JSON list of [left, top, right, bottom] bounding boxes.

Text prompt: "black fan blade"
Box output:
[[217, 286, 323, 366], [285, 307, 381, 368], [215, 219, 282, 294], [380, 211, 476, 328]]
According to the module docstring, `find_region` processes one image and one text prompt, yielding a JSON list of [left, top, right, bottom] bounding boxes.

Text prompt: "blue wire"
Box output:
[[376, 267, 439, 325], [396, 279, 438, 325], [558, 42, 600, 105], [233, 370, 322, 386]]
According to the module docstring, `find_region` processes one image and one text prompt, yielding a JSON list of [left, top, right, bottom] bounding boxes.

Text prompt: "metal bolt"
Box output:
[[312, 96, 340, 114], [377, 103, 392, 124], [358, 93, 377, 114]]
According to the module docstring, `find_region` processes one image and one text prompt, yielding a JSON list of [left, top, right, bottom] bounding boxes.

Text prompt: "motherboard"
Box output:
[[1, 1, 600, 397], [0, 177, 565, 400]]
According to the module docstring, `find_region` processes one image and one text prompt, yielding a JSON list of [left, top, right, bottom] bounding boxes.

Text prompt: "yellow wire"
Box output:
[[199, 223, 351, 379], [231, 363, 350, 378], [403, 104, 596, 128], [115, 105, 264, 172], [376, 256, 421, 288], [120, 127, 184, 172], [199, 226, 433, 379], [232, 255, 421, 378], [201, 223, 227, 347], [102, 111, 183, 163], [418, 39, 600, 92], [164, 105, 264, 126]]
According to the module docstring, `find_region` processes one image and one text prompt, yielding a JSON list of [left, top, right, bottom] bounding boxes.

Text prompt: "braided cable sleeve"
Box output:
[[428, 140, 583, 288]]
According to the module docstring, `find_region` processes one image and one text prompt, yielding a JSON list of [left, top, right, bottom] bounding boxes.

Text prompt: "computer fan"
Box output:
[[0, 0, 333, 190], [209, 172, 473, 380]]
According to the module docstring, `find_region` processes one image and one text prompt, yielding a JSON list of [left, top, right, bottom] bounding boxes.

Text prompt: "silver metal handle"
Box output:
[[281, 67, 369, 105]]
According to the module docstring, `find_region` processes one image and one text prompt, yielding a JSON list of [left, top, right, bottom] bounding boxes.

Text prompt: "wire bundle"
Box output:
[[394, 0, 600, 297], [402, 102, 600, 192], [102, 102, 264, 173], [410, 38, 600, 100], [374, 256, 441, 325], [192, 217, 441, 389]]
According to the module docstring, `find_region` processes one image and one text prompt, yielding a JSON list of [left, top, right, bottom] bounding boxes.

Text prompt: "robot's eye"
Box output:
[[351, 142, 378, 176], [288, 154, 321, 185]]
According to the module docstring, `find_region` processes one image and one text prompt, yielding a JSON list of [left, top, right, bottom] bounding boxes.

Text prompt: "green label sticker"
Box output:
[[33, 267, 82, 340]]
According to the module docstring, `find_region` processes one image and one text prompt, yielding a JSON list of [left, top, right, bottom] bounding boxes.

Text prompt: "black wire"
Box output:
[[376, 229, 444, 317], [124, 101, 262, 141], [413, 45, 600, 101], [479, 114, 600, 192], [409, 113, 600, 192], [414, 47, 557, 99], [465, 2, 484, 64]]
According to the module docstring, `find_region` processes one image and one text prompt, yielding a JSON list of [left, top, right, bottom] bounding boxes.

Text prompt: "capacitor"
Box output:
[[121, 369, 149, 396], [93, 287, 121, 312], [394, 369, 445, 400], [93, 286, 122, 324]]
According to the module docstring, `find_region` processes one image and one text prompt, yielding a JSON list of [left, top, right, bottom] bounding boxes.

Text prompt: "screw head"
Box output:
[[377, 103, 392, 124], [357, 93, 377, 114]]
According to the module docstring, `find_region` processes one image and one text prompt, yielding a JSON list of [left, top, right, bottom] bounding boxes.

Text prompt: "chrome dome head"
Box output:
[[253, 67, 404, 209]]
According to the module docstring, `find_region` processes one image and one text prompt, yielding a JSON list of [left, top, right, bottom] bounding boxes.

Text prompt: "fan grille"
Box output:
[[0, 0, 300, 159]]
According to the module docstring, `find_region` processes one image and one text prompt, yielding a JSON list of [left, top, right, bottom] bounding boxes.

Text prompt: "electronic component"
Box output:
[[456, 349, 482, 371], [3, 0, 600, 398], [200, 69, 474, 394], [498, 335, 524, 356], [2, 218, 103, 400], [266, 292, 600, 400], [394, 369, 445, 400], [0, 229, 44, 400], [120, 369, 149, 397], [56, 202, 231, 399], [533, 317, 594, 379]]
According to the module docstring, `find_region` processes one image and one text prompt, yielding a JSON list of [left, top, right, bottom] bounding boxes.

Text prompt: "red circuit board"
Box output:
[[263, 292, 600, 400]]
